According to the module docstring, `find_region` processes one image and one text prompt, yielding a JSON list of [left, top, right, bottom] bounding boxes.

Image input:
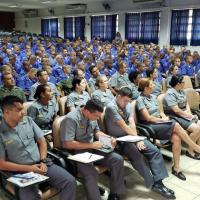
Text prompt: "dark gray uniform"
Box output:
[[109, 72, 131, 89], [66, 91, 90, 109], [105, 99, 168, 188], [60, 109, 126, 200], [29, 82, 60, 102], [0, 116, 76, 200], [152, 80, 162, 97], [136, 94, 175, 142], [88, 77, 98, 92], [163, 88, 193, 129], [127, 83, 140, 100], [27, 100, 57, 129], [92, 89, 115, 107]]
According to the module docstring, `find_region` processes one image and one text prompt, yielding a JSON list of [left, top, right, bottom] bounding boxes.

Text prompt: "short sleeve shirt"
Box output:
[[105, 99, 131, 137], [66, 91, 90, 109], [127, 83, 140, 100], [92, 89, 115, 107], [136, 94, 160, 121], [27, 100, 57, 129], [109, 72, 131, 89], [163, 88, 187, 113], [60, 109, 100, 144], [0, 116, 44, 164]]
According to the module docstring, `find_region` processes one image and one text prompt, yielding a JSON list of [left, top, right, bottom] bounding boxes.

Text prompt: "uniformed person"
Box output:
[[128, 71, 141, 100], [163, 75, 200, 160], [60, 99, 126, 200], [27, 84, 57, 130], [146, 67, 162, 97], [104, 87, 176, 199], [65, 77, 90, 112], [136, 78, 200, 180], [0, 73, 26, 103], [88, 65, 100, 92], [29, 70, 60, 104], [0, 95, 76, 200], [109, 61, 131, 93], [92, 75, 115, 107]]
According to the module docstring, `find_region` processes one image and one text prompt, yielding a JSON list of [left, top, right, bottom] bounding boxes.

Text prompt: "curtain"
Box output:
[[140, 11, 160, 44], [75, 17, 85, 40], [64, 17, 73, 40], [104, 15, 116, 41], [50, 18, 58, 37], [125, 13, 140, 43], [170, 10, 189, 45], [91, 16, 105, 40], [191, 9, 200, 46], [41, 19, 50, 36], [41, 18, 58, 37]]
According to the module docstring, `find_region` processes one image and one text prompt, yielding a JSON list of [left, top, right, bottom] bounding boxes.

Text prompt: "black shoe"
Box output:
[[160, 183, 175, 195], [152, 183, 176, 199], [107, 193, 120, 200], [186, 151, 200, 160], [172, 166, 186, 181]]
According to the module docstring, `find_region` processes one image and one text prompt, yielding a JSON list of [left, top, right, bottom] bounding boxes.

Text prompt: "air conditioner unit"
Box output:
[[65, 3, 87, 13], [133, 0, 163, 4], [23, 9, 38, 18]]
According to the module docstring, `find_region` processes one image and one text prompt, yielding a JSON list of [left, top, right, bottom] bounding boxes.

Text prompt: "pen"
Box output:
[[12, 175, 34, 179], [88, 154, 92, 160]]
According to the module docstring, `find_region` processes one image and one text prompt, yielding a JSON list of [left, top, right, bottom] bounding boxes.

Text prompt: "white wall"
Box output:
[[14, 0, 200, 52]]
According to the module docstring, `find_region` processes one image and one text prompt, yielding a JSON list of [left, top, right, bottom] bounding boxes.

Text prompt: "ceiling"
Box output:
[[0, 0, 198, 12], [0, 0, 109, 11]]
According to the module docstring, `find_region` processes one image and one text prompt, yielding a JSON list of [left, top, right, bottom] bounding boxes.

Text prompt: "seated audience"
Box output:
[[163, 75, 200, 159], [92, 75, 114, 107], [65, 77, 90, 112], [105, 87, 175, 199], [0, 95, 76, 200], [27, 84, 58, 130], [136, 78, 200, 181], [60, 99, 126, 200]]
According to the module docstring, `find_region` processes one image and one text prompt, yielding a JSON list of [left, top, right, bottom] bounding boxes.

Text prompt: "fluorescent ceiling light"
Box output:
[[41, 0, 56, 3], [8, 4, 18, 8]]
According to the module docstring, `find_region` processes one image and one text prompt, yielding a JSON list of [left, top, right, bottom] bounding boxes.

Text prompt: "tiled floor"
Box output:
[[0, 149, 200, 200]]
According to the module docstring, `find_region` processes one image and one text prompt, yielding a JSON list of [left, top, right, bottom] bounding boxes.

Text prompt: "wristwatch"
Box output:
[[40, 158, 48, 163]]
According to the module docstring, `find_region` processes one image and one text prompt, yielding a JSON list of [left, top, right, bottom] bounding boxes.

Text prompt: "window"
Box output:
[[91, 15, 117, 41], [64, 17, 73, 40], [170, 9, 189, 45], [125, 11, 160, 44], [140, 11, 160, 44], [41, 18, 58, 37], [64, 16, 85, 40], [191, 9, 200, 46], [125, 13, 140, 43]]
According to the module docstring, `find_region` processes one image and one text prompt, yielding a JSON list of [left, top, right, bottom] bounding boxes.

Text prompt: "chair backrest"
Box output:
[[184, 88, 200, 110], [131, 100, 138, 123], [194, 74, 199, 88], [23, 101, 34, 115], [161, 78, 167, 93], [157, 94, 165, 114], [52, 116, 66, 149], [183, 75, 193, 89], [97, 108, 106, 133], [58, 96, 68, 116]]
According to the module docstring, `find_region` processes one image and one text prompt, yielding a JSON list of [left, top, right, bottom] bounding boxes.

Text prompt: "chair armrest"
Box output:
[[47, 151, 66, 168], [136, 123, 157, 144], [51, 148, 77, 176]]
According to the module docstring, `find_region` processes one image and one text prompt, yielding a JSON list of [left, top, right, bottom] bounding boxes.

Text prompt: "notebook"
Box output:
[[7, 172, 49, 188], [67, 152, 104, 163], [98, 135, 114, 153], [116, 135, 146, 143]]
